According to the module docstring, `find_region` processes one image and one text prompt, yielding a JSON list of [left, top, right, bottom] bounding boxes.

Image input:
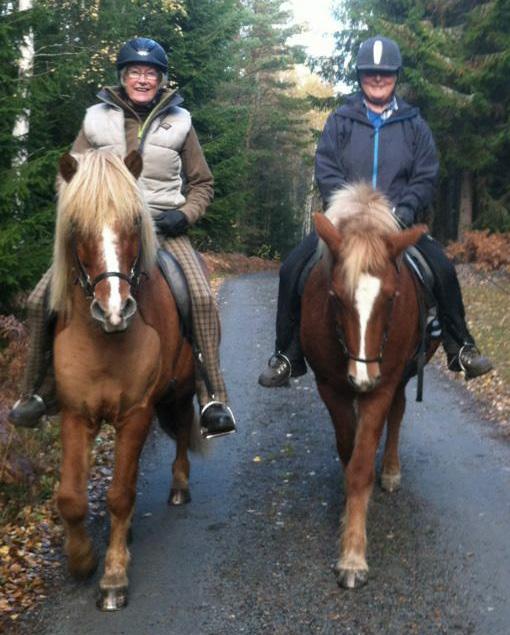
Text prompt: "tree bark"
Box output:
[[11, 0, 34, 168], [458, 170, 473, 239]]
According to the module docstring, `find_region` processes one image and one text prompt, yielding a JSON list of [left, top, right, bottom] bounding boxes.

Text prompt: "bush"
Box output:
[[446, 231, 510, 272]]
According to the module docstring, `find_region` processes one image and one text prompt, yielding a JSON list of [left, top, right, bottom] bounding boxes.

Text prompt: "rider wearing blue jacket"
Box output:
[[258, 35, 492, 387]]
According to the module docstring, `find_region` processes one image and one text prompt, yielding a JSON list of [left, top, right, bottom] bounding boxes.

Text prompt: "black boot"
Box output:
[[8, 394, 48, 428], [200, 402, 236, 439], [447, 344, 493, 380], [258, 353, 307, 388]]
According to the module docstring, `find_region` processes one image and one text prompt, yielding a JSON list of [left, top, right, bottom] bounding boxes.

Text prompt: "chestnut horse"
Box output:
[[51, 150, 196, 610], [301, 183, 437, 589]]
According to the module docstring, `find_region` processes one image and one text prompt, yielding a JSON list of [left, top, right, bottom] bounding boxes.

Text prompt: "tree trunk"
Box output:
[[11, 0, 34, 168], [458, 170, 473, 239]]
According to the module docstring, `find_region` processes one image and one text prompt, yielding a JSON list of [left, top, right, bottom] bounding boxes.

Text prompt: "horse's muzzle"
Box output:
[[347, 373, 381, 393], [90, 295, 137, 332]]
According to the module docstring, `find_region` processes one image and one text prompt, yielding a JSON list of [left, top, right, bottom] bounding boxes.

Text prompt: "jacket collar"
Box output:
[[335, 92, 418, 125], [97, 86, 184, 120]]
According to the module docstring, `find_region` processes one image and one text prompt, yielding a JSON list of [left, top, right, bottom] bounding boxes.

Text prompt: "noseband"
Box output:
[[73, 238, 145, 299], [335, 322, 389, 364]]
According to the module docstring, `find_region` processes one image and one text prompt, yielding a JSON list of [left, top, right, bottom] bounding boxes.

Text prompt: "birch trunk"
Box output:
[[12, 0, 34, 168]]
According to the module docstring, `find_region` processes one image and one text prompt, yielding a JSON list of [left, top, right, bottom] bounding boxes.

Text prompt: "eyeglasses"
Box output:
[[126, 68, 160, 82]]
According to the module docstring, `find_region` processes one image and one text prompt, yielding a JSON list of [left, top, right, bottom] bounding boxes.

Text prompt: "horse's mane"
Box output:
[[50, 150, 157, 312], [321, 183, 400, 297]]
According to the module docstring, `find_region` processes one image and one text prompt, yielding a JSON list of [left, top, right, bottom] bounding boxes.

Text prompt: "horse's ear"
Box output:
[[59, 153, 78, 183], [124, 150, 143, 179], [314, 212, 342, 257], [387, 224, 428, 259]]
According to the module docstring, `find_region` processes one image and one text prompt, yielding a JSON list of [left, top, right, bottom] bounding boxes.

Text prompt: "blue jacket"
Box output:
[[315, 92, 439, 225]]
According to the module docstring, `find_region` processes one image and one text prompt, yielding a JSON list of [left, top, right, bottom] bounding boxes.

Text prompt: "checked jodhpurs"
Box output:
[[163, 234, 228, 406], [21, 268, 55, 399], [20, 236, 228, 408]]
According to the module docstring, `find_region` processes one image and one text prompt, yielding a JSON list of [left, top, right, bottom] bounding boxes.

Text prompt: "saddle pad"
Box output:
[[156, 248, 192, 341], [404, 246, 436, 308]]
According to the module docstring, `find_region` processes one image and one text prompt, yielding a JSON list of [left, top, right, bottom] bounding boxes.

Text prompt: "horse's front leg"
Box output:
[[98, 409, 152, 611], [317, 381, 356, 466], [57, 411, 99, 579], [381, 385, 406, 492], [336, 390, 393, 590]]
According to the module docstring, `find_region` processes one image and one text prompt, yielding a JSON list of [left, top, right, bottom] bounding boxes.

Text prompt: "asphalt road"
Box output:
[[35, 272, 510, 634]]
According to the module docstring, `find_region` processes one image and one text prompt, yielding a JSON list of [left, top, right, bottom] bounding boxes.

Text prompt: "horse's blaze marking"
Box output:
[[354, 273, 381, 381], [102, 226, 122, 324]]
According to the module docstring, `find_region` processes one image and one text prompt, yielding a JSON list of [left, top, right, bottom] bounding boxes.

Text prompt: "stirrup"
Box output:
[[200, 401, 236, 439]]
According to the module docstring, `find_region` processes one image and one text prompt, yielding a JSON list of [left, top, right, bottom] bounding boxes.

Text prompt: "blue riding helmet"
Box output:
[[116, 37, 168, 74]]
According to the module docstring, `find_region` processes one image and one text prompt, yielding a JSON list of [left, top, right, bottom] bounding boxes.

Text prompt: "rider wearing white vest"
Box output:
[[9, 37, 236, 438]]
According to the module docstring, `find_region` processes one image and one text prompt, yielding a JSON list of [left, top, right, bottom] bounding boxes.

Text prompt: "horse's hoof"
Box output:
[[168, 488, 191, 506], [97, 587, 128, 611], [335, 566, 368, 589], [380, 472, 401, 493]]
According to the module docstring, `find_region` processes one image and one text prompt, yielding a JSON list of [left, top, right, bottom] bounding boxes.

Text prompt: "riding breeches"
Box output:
[[274, 230, 474, 359], [162, 235, 227, 405], [20, 236, 227, 408]]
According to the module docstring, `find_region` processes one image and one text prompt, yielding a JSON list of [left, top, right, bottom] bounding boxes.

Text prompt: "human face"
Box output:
[[359, 71, 397, 111], [123, 64, 160, 105]]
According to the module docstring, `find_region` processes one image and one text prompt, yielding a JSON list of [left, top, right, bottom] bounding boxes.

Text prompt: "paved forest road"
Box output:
[[35, 272, 510, 635]]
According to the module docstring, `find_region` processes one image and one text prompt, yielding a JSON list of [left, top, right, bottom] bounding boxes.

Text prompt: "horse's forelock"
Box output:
[[322, 183, 399, 297], [50, 150, 157, 313]]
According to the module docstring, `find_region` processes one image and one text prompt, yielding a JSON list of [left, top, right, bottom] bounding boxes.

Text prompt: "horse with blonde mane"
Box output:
[[301, 183, 438, 589], [52, 150, 196, 610]]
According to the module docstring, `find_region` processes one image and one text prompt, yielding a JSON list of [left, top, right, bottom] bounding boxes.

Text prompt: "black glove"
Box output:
[[394, 205, 415, 228], [153, 209, 189, 237]]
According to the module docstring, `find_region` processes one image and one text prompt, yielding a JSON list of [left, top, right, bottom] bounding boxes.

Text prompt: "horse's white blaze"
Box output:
[[102, 226, 122, 324], [354, 274, 381, 381]]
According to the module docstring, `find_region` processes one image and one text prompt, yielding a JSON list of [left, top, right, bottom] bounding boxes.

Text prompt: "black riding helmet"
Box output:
[[356, 35, 402, 73], [116, 37, 168, 74]]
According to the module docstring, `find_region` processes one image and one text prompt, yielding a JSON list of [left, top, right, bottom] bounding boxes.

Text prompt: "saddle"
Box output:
[[157, 248, 192, 341]]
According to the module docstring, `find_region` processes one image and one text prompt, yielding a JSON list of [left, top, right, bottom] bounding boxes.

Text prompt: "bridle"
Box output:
[[335, 320, 390, 364], [333, 287, 396, 365], [72, 236, 146, 299]]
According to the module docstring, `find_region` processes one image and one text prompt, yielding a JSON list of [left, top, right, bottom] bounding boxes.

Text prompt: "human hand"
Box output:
[[153, 209, 189, 237]]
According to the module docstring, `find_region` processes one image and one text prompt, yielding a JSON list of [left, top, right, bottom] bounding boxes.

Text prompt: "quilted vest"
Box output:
[[83, 103, 192, 212]]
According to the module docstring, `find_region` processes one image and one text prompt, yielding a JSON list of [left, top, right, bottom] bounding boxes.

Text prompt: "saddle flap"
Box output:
[[156, 248, 192, 341], [404, 246, 436, 308]]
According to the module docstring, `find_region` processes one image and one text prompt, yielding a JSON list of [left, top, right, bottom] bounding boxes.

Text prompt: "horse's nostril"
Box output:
[[122, 296, 137, 320], [348, 374, 357, 388], [90, 299, 106, 321]]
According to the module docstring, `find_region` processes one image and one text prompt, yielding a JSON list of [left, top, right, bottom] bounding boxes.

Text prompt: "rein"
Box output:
[[73, 237, 146, 299]]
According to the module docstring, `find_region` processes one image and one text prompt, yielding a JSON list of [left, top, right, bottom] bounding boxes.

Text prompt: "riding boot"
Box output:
[[8, 270, 59, 428], [414, 235, 493, 380], [258, 232, 318, 388], [194, 348, 236, 438]]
